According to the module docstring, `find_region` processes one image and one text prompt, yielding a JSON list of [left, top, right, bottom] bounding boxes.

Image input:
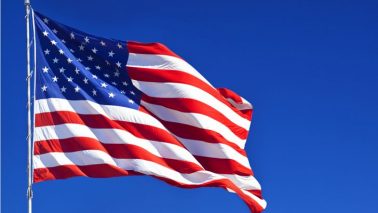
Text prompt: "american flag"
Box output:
[[32, 11, 266, 212]]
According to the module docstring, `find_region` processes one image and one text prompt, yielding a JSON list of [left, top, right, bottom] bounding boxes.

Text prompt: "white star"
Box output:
[[43, 18, 49, 24], [42, 66, 49, 73], [92, 74, 98, 79], [53, 58, 59, 63], [74, 86, 80, 93], [44, 49, 50, 55], [41, 85, 47, 92], [92, 48, 98, 54], [116, 61, 121, 68], [84, 36, 90, 43], [52, 76, 59, 82], [122, 81, 128, 86], [59, 67, 66, 73], [74, 67, 80, 74], [79, 45, 85, 51], [108, 92, 115, 98], [52, 29, 58, 34], [50, 40, 57, 45], [120, 90, 126, 94], [61, 39, 66, 43], [87, 56, 93, 61], [70, 32, 75, 39], [108, 51, 115, 57], [111, 82, 117, 85], [92, 89, 97, 96], [83, 78, 89, 84], [95, 65, 101, 70], [61, 86, 67, 93], [67, 76, 74, 82], [77, 58, 83, 62], [43, 30, 49, 36], [117, 43, 123, 49], [100, 41, 106, 46], [85, 67, 91, 70], [104, 74, 110, 78], [105, 60, 110, 65], [67, 58, 73, 63], [70, 48, 75, 53], [128, 99, 134, 104], [130, 91, 135, 95], [101, 82, 108, 88], [59, 49, 64, 54], [114, 71, 120, 77]]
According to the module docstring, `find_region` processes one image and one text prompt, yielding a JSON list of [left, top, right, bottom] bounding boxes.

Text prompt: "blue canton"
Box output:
[[34, 12, 141, 109]]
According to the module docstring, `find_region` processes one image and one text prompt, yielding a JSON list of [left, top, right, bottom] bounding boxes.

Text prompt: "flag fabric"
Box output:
[[32, 11, 266, 212]]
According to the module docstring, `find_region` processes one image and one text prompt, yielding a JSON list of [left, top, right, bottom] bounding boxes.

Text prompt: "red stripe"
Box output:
[[247, 190, 263, 199], [193, 155, 253, 176], [217, 88, 243, 103], [127, 66, 251, 121], [217, 88, 253, 119], [141, 95, 248, 139], [35, 111, 184, 147], [33, 164, 138, 183], [34, 137, 203, 174], [127, 41, 181, 58], [34, 165, 263, 213], [241, 109, 253, 120]]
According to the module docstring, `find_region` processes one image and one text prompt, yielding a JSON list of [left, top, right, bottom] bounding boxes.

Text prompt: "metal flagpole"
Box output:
[[25, 0, 33, 213]]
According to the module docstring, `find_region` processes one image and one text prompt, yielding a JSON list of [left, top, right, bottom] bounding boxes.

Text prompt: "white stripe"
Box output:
[[176, 137, 251, 169], [226, 98, 253, 110], [127, 53, 212, 87], [35, 123, 200, 165], [132, 80, 250, 131], [34, 150, 266, 207], [221, 174, 261, 190], [141, 101, 246, 149], [35, 98, 167, 130]]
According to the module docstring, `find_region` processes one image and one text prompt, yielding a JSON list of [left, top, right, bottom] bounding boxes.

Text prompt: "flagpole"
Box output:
[[25, 0, 33, 213]]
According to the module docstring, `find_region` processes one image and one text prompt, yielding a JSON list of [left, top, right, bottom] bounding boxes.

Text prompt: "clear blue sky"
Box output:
[[2, 0, 378, 212]]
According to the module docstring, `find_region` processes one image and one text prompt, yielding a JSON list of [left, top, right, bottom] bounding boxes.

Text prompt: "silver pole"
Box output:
[[25, 0, 33, 213]]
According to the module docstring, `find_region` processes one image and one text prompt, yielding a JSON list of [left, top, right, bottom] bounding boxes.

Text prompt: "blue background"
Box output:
[[2, 0, 378, 212]]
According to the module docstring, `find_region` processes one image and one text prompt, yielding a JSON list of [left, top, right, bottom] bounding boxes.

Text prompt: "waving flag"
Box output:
[[32, 11, 266, 212]]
